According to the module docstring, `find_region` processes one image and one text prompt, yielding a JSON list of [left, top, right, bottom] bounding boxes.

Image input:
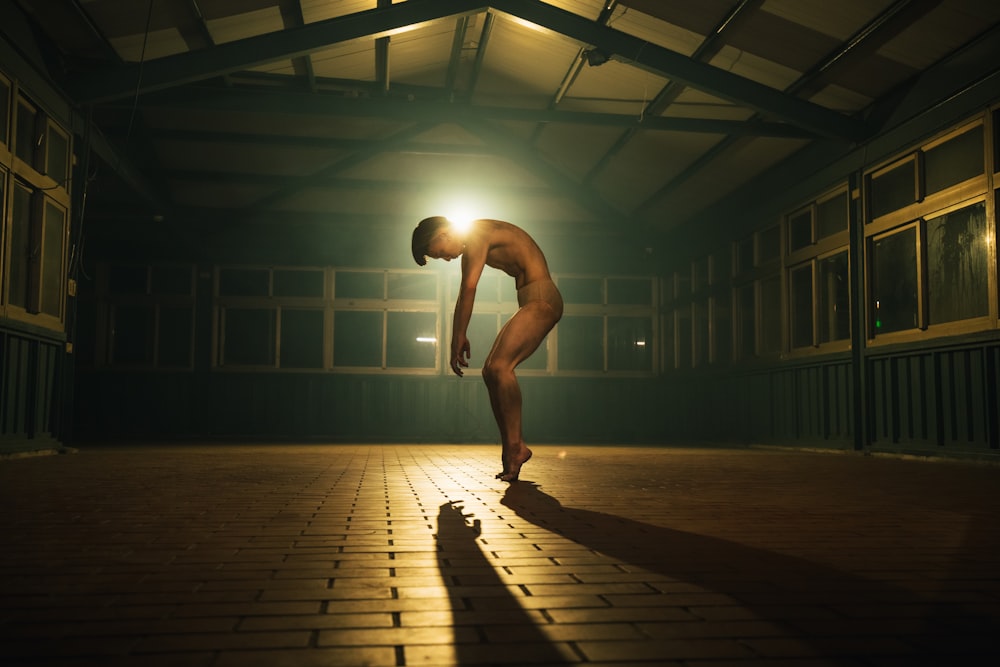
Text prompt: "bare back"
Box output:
[[466, 219, 552, 290]]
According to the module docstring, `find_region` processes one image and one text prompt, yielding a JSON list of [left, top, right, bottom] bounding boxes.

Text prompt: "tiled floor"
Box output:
[[1, 443, 998, 666]]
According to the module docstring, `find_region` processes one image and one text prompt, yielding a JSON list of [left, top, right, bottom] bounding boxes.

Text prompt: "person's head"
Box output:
[[412, 216, 464, 266]]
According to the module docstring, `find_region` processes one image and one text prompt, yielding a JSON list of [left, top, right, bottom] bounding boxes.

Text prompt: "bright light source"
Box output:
[[416, 337, 437, 343]]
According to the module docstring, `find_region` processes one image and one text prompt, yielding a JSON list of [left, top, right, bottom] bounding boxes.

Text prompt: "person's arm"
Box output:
[[451, 237, 488, 376]]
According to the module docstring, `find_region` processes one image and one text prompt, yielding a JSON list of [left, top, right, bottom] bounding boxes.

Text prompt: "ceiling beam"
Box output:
[[67, 0, 491, 103], [489, 0, 868, 141], [134, 86, 819, 138], [66, 0, 866, 142]]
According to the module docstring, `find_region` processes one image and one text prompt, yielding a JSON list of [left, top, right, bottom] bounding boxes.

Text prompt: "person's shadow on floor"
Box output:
[[494, 481, 999, 664], [435, 500, 574, 666]]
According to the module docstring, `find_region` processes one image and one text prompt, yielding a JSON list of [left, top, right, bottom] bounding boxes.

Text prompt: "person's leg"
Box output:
[[482, 301, 559, 481]]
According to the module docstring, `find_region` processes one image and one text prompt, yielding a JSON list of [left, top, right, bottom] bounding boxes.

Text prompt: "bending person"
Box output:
[[412, 217, 563, 481]]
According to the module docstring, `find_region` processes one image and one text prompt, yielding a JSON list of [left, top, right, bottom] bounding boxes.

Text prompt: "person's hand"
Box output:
[[450, 335, 470, 376]]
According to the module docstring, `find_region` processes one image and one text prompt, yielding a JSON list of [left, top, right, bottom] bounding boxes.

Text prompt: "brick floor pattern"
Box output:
[[1, 444, 999, 666]]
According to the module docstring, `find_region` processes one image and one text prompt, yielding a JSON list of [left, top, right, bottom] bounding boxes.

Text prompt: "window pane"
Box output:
[[334, 310, 382, 367], [220, 268, 269, 297], [608, 316, 652, 372], [559, 315, 602, 371], [870, 160, 916, 218], [158, 307, 193, 368], [0, 79, 9, 144], [661, 310, 675, 370], [109, 265, 148, 295], [41, 201, 65, 316], [736, 237, 754, 274], [692, 301, 708, 366], [925, 126, 983, 195], [608, 278, 652, 305], [676, 307, 691, 369], [473, 273, 501, 304], [817, 191, 848, 239], [926, 202, 988, 324], [46, 126, 69, 185], [759, 275, 781, 354], [223, 308, 276, 365], [757, 226, 780, 263], [789, 264, 813, 349], [15, 99, 37, 165], [336, 271, 383, 299], [559, 277, 602, 304], [151, 265, 193, 295], [788, 209, 812, 252], [692, 259, 708, 293], [386, 311, 436, 368], [275, 269, 324, 298], [280, 309, 324, 368], [712, 290, 732, 364], [112, 305, 153, 365], [872, 228, 918, 334], [387, 272, 436, 300], [736, 284, 755, 359], [9, 183, 31, 308], [710, 246, 731, 284], [818, 251, 850, 343]]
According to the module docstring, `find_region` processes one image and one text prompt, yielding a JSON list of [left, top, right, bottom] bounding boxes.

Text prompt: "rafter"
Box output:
[[134, 86, 818, 138], [66, 0, 866, 141]]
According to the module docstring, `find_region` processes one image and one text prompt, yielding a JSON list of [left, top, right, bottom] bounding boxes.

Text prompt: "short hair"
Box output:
[[411, 216, 450, 266]]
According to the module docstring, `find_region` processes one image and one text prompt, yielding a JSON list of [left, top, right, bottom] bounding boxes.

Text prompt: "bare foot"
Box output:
[[495, 447, 532, 482]]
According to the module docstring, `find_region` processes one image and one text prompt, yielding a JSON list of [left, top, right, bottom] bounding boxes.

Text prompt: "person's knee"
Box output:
[[481, 358, 511, 386]]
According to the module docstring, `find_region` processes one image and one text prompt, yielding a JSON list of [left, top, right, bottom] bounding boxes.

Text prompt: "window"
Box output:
[[925, 201, 988, 325], [869, 156, 917, 220], [8, 181, 32, 309], [40, 199, 66, 317], [558, 275, 656, 374], [924, 124, 983, 196], [816, 190, 848, 240], [332, 269, 439, 372], [0, 76, 9, 146], [818, 251, 850, 344], [871, 225, 919, 335], [865, 118, 991, 342], [789, 263, 814, 349], [102, 264, 196, 368]]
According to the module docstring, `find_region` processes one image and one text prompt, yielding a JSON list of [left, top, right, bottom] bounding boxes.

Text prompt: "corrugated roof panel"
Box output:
[[473, 14, 581, 105], [108, 28, 187, 61], [143, 107, 404, 140], [641, 136, 808, 229], [207, 6, 284, 45], [709, 46, 800, 92], [386, 19, 457, 87], [595, 130, 725, 210], [540, 0, 606, 21], [562, 60, 670, 115], [535, 124, 638, 180], [155, 140, 346, 176], [877, 0, 1000, 69], [807, 84, 872, 114], [308, 39, 377, 80], [760, 0, 897, 41], [663, 89, 752, 122], [301, 0, 377, 23], [608, 5, 704, 56]]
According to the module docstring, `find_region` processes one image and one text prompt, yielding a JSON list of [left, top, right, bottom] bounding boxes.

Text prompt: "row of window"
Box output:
[[79, 264, 658, 376], [0, 72, 71, 332], [664, 109, 998, 368]]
